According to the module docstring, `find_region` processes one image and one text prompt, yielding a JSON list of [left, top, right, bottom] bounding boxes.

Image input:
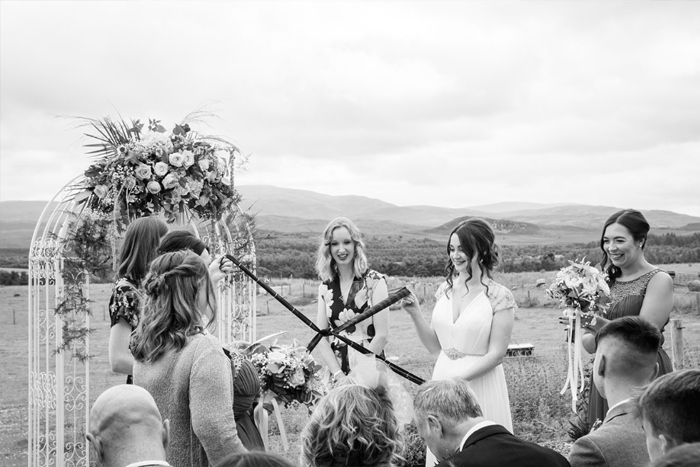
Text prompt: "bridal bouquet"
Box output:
[[245, 341, 325, 409], [546, 259, 610, 412], [78, 116, 239, 231]]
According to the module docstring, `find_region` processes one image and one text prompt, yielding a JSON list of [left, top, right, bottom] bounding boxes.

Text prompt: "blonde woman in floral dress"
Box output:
[[315, 218, 389, 382]]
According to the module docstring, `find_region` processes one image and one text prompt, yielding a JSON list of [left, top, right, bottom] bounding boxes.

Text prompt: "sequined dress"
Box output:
[[587, 268, 672, 424]]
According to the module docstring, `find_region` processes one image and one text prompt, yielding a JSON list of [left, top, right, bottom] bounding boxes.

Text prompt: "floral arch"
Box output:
[[27, 117, 257, 467]]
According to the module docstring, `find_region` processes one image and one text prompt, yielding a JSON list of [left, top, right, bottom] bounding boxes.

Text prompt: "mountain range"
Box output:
[[1, 184, 699, 249]]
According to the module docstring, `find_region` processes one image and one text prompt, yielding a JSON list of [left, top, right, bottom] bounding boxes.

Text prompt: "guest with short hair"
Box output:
[[637, 369, 700, 461], [413, 378, 569, 467], [214, 452, 296, 467], [86, 384, 171, 467], [132, 250, 246, 467], [569, 316, 661, 467], [300, 384, 401, 467], [649, 443, 700, 467]]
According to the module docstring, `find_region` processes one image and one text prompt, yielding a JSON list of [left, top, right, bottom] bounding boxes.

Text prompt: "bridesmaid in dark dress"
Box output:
[[228, 350, 265, 451], [580, 209, 674, 424]]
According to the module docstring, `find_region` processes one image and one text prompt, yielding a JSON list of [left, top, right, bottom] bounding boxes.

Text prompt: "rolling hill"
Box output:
[[1, 185, 699, 248]]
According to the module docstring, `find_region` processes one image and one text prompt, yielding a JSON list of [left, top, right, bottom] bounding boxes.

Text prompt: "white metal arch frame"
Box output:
[[27, 176, 256, 467]]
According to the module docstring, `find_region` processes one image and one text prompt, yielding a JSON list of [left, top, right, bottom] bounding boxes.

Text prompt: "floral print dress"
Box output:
[[318, 270, 386, 374], [108, 277, 141, 384]]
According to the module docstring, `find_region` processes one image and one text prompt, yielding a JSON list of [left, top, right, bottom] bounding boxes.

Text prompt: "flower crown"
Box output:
[[77, 116, 240, 231]]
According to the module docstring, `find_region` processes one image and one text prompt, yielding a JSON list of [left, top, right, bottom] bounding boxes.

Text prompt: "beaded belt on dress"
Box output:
[[443, 348, 476, 360]]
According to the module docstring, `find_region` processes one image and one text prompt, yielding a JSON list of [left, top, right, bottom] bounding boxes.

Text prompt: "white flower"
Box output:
[[221, 176, 231, 186], [146, 181, 162, 194], [182, 150, 195, 168], [169, 152, 184, 167], [162, 173, 179, 190], [198, 158, 211, 171], [94, 185, 109, 199], [134, 164, 152, 180], [154, 162, 169, 177]]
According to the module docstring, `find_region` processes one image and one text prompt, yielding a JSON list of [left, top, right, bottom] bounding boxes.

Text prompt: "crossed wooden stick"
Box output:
[[226, 254, 425, 385]]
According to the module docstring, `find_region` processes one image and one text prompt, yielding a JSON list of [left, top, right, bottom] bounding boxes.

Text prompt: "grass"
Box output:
[[2, 272, 700, 466]]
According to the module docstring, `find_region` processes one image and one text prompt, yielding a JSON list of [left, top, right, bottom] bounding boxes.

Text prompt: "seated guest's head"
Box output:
[[637, 369, 700, 461], [649, 443, 700, 467], [413, 378, 485, 462], [300, 384, 401, 467], [593, 316, 661, 400], [215, 451, 297, 467], [86, 385, 169, 467]]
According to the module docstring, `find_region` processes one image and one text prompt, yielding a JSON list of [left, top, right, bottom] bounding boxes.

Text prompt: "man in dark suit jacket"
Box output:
[[413, 378, 570, 467], [568, 316, 661, 467]]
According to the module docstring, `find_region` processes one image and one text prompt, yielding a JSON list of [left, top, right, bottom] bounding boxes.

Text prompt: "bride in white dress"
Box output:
[[402, 219, 516, 466]]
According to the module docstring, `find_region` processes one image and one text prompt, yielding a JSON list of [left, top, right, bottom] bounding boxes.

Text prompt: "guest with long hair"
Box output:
[[157, 230, 264, 451], [402, 218, 516, 466], [132, 250, 246, 466], [300, 383, 401, 467], [108, 216, 168, 383], [315, 217, 389, 381], [580, 209, 674, 425]]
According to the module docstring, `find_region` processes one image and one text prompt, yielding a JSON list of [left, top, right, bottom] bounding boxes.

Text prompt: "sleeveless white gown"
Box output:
[[425, 281, 515, 466]]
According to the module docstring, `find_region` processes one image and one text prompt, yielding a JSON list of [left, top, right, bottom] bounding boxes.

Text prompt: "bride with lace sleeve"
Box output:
[[402, 219, 515, 466]]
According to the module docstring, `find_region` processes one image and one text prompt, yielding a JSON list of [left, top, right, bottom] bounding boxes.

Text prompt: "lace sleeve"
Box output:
[[434, 282, 448, 301], [489, 284, 518, 314]]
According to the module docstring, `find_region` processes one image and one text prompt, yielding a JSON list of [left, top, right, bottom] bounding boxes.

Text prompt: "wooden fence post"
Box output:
[[671, 319, 684, 371]]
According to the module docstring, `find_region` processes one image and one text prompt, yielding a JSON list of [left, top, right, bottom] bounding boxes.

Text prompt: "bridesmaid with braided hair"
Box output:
[[132, 250, 246, 467]]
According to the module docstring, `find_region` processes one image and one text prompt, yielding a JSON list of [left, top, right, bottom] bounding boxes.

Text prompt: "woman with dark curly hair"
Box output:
[[402, 218, 516, 466], [300, 383, 401, 467]]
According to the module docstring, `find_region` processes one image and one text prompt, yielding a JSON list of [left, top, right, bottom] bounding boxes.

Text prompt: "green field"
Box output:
[[2, 272, 700, 466]]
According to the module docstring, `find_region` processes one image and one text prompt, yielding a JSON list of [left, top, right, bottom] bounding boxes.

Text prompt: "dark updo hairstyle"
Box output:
[[445, 218, 499, 295], [600, 209, 650, 284], [158, 230, 208, 256]]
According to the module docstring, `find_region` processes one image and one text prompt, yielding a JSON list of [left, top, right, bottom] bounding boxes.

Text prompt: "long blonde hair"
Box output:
[[131, 250, 216, 363], [315, 217, 368, 282]]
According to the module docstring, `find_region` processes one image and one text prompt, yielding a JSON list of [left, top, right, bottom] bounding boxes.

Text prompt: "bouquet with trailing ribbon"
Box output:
[[546, 259, 610, 411]]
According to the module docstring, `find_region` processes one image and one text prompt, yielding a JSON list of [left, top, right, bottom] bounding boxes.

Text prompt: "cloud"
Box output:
[[1, 0, 698, 217]]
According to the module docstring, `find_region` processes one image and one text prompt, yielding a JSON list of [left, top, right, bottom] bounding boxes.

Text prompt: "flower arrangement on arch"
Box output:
[[244, 341, 325, 409], [77, 115, 240, 231]]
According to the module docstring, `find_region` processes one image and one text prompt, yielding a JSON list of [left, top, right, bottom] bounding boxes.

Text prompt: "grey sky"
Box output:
[[1, 1, 699, 215]]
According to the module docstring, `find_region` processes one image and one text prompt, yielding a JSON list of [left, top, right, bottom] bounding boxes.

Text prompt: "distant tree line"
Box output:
[[0, 270, 28, 285], [2, 232, 698, 281], [255, 232, 700, 278]]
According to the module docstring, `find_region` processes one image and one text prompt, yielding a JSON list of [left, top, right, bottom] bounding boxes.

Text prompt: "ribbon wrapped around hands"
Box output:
[[225, 254, 424, 386]]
